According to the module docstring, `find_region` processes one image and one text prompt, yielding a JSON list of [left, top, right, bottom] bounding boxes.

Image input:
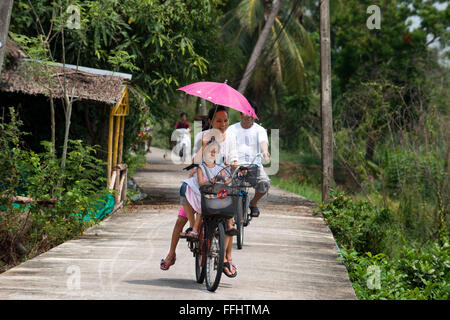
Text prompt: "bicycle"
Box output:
[[187, 180, 240, 292], [185, 156, 264, 291], [230, 153, 264, 249]]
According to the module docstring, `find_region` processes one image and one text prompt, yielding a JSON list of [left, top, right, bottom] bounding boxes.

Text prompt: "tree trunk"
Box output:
[[365, 134, 376, 162], [320, 0, 334, 202], [0, 0, 14, 76], [60, 95, 72, 170], [49, 92, 56, 154], [238, 0, 282, 94], [200, 98, 207, 116]]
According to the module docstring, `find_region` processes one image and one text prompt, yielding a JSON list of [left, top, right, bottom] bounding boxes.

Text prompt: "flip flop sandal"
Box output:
[[228, 259, 238, 272], [186, 230, 199, 241], [249, 206, 260, 217], [160, 255, 176, 271], [223, 262, 237, 278], [179, 227, 193, 238], [225, 227, 238, 236]]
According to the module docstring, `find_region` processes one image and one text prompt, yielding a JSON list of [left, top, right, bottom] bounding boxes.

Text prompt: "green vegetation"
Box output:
[[266, 0, 449, 299], [270, 176, 321, 204], [0, 108, 109, 272], [320, 190, 449, 300]]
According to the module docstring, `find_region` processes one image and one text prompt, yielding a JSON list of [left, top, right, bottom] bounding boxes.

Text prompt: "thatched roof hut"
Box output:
[[4, 38, 27, 59], [1, 38, 131, 105], [0, 38, 133, 211]]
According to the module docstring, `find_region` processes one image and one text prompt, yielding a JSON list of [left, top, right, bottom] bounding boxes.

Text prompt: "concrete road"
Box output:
[[0, 148, 356, 299]]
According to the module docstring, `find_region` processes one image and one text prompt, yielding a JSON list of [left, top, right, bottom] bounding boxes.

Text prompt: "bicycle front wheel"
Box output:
[[236, 196, 244, 249], [205, 222, 225, 292]]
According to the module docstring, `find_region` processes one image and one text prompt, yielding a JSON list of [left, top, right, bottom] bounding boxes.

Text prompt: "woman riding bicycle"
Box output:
[[161, 106, 238, 277]]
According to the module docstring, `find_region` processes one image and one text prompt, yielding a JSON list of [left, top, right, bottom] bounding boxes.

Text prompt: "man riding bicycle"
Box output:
[[226, 107, 270, 217]]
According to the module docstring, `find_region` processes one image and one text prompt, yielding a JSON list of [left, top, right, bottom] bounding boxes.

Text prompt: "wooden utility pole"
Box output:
[[0, 0, 14, 76], [320, 0, 334, 202]]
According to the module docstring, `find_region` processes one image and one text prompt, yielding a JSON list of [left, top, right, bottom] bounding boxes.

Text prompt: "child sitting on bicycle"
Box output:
[[179, 143, 232, 240], [160, 142, 235, 271]]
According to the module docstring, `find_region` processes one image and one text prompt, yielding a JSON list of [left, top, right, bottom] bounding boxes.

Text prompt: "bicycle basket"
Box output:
[[236, 164, 258, 187], [200, 184, 238, 218]]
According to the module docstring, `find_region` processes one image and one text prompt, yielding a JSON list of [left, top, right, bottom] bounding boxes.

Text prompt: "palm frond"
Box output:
[[273, 17, 307, 95], [236, 0, 264, 33]]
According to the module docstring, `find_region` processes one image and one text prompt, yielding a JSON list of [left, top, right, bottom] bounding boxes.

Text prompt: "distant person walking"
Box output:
[[174, 112, 192, 130], [172, 112, 192, 161]]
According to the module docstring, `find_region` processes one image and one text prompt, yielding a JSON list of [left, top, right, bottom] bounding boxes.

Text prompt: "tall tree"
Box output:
[[320, 0, 334, 201], [237, 0, 282, 94], [0, 0, 14, 76], [221, 0, 314, 102]]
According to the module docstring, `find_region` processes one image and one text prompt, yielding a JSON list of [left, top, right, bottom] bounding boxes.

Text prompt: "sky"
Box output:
[[406, 2, 449, 66]]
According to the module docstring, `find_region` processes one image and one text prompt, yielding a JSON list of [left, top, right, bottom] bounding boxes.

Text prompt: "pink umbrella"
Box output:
[[177, 81, 258, 119]]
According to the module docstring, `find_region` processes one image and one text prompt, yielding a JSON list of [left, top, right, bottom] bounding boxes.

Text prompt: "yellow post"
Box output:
[[107, 85, 130, 188], [118, 115, 125, 164], [107, 106, 115, 187], [112, 111, 121, 169]]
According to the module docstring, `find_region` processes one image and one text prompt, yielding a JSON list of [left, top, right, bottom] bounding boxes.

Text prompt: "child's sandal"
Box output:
[[186, 230, 199, 241], [160, 254, 176, 271], [179, 227, 193, 238]]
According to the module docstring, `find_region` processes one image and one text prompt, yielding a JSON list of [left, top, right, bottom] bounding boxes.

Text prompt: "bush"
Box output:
[[319, 189, 395, 254], [320, 188, 449, 300], [340, 242, 449, 300], [0, 108, 109, 271]]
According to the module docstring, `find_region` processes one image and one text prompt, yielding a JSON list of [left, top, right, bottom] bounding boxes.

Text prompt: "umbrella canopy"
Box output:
[[177, 81, 258, 119]]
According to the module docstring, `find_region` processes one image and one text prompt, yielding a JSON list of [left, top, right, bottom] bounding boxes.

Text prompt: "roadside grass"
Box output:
[[270, 176, 321, 204], [279, 149, 321, 166], [124, 149, 148, 177]]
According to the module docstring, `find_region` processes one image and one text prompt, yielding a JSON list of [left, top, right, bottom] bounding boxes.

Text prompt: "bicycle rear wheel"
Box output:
[[195, 224, 206, 283], [243, 194, 250, 226], [205, 222, 225, 292]]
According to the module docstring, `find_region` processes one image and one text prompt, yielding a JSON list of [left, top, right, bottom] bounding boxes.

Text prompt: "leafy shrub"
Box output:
[[0, 108, 109, 270], [320, 188, 449, 300], [319, 189, 395, 254], [340, 242, 449, 300]]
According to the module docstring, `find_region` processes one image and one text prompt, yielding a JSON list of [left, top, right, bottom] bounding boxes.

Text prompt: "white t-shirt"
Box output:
[[192, 129, 238, 165], [226, 122, 268, 166]]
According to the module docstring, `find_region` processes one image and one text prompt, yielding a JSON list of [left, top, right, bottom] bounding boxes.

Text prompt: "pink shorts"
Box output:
[[177, 207, 187, 218], [177, 206, 196, 218]]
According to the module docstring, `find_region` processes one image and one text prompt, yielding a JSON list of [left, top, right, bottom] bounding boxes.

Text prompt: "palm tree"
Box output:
[[237, 0, 282, 93], [220, 0, 315, 101], [0, 0, 14, 76]]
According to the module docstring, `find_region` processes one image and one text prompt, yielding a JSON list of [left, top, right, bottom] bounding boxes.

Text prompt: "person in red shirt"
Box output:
[[174, 112, 191, 130]]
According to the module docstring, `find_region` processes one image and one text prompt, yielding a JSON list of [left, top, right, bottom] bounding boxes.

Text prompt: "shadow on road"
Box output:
[[125, 278, 232, 290]]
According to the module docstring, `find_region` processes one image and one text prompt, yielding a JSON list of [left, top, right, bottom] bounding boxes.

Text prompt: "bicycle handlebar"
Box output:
[[229, 152, 263, 181]]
